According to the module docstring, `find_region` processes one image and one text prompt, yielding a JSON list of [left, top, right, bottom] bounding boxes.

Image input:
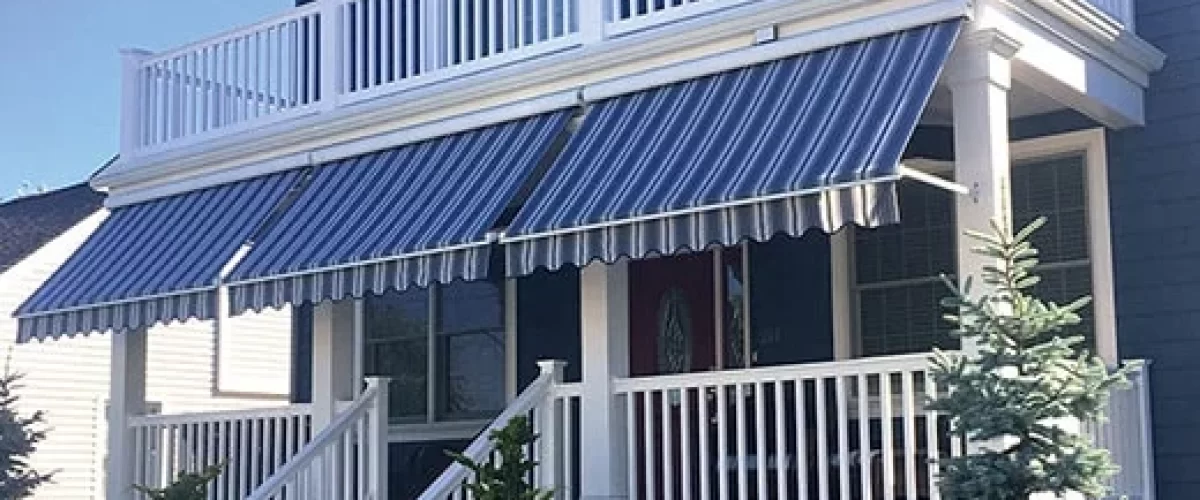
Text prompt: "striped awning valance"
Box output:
[[16, 171, 302, 341], [503, 20, 961, 276]]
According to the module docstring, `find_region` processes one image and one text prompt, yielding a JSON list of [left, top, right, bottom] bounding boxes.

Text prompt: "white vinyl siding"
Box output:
[[0, 212, 292, 500], [217, 306, 294, 395]]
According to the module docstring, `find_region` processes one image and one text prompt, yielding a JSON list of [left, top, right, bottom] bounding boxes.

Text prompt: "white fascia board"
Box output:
[[98, 0, 970, 206], [973, 0, 1164, 128]]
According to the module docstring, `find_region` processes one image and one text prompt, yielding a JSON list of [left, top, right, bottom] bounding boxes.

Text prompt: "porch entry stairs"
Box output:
[[126, 355, 1152, 499]]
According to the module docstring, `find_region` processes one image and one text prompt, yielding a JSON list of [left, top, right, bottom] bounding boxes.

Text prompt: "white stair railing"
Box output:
[[129, 404, 314, 500], [246, 377, 390, 500], [419, 360, 580, 500]]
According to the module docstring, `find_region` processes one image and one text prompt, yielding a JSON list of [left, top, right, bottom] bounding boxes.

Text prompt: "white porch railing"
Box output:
[[1084, 362, 1156, 500], [245, 377, 390, 500], [129, 403, 314, 500], [610, 353, 959, 500], [419, 360, 582, 500]]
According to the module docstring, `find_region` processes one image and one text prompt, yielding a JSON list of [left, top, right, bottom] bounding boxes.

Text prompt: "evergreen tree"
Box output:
[[446, 415, 553, 500], [0, 360, 52, 498], [929, 217, 1138, 500], [134, 464, 223, 500]]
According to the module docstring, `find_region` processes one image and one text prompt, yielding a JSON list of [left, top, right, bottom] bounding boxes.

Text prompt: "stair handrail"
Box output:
[[418, 360, 566, 500], [246, 376, 390, 500]]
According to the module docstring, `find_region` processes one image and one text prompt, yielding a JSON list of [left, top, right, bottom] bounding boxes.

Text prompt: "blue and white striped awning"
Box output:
[[503, 21, 961, 276], [16, 171, 302, 341], [225, 111, 571, 314]]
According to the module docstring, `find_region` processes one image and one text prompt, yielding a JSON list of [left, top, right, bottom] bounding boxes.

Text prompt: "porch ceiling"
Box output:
[[921, 80, 1069, 125]]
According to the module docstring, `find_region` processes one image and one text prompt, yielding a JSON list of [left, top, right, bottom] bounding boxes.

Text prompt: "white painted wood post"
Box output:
[[579, 260, 630, 500], [365, 376, 390, 500], [318, 0, 341, 110], [945, 27, 1021, 455], [945, 27, 1021, 286], [312, 300, 357, 430], [537, 360, 567, 492], [120, 49, 152, 159], [578, 0, 606, 43], [108, 327, 149, 500]]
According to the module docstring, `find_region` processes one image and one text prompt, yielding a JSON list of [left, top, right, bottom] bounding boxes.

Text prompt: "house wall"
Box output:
[[1105, 2, 1200, 497], [0, 213, 294, 500]]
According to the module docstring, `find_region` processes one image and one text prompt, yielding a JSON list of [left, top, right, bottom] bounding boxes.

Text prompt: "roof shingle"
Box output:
[[0, 184, 105, 272]]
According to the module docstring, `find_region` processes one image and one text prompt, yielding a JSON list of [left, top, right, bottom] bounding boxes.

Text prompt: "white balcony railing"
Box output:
[[120, 0, 1136, 158], [129, 403, 314, 500]]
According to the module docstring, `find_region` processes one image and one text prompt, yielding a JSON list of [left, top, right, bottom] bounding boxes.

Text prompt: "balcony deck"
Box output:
[[110, 0, 1138, 191]]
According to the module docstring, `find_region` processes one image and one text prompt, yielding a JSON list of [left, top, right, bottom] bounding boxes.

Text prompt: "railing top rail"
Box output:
[[550, 381, 582, 398], [245, 377, 387, 500], [139, 2, 322, 66], [613, 352, 942, 392], [418, 364, 559, 500], [127, 403, 312, 427]]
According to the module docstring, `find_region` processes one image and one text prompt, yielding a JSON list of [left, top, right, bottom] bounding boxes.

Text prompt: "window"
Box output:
[[853, 181, 958, 356], [363, 280, 506, 425], [1011, 155, 1094, 346], [852, 132, 1108, 358]]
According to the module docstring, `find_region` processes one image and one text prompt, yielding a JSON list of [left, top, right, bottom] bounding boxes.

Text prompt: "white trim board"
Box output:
[[1009, 128, 1118, 365]]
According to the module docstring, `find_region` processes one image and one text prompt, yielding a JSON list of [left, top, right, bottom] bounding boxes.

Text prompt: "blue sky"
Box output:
[[0, 0, 291, 200]]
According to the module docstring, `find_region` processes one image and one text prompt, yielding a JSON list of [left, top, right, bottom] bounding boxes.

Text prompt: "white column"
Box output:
[[311, 299, 357, 430], [946, 28, 1021, 297], [108, 328, 148, 500], [946, 28, 1021, 457], [579, 260, 630, 500]]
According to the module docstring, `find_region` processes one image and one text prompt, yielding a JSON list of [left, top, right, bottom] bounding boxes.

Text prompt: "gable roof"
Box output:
[[0, 184, 105, 272]]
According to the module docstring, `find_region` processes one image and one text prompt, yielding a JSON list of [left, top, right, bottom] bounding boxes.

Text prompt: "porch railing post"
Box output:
[[317, 0, 342, 111], [120, 48, 152, 159], [536, 360, 567, 493], [366, 377, 390, 500], [1134, 364, 1156, 500], [108, 327, 149, 500], [578, 0, 607, 44]]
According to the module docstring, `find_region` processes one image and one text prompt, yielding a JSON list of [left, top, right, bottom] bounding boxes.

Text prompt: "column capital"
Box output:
[[944, 28, 1023, 91]]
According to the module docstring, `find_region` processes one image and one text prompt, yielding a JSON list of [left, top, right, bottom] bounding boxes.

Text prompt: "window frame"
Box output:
[[352, 279, 518, 443], [835, 128, 1117, 364], [1009, 128, 1117, 364]]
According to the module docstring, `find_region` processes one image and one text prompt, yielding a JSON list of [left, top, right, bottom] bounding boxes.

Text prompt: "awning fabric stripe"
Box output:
[[16, 171, 302, 341], [504, 20, 961, 276], [226, 111, 571, 314]]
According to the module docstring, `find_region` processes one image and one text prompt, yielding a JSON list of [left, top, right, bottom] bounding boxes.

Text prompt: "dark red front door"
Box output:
[[628, 252, 717, 376]]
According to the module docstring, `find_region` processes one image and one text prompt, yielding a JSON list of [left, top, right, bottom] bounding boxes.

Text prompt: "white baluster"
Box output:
[[902, 371, 918, 499]]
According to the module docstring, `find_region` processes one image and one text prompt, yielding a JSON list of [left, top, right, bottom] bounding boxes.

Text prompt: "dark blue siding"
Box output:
[[1108, 2, 1200, 496]]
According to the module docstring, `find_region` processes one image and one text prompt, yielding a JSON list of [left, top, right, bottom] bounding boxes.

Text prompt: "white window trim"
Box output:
[[354, 280, 519, 443], [833, 128, 1117, 364], [1010, 128, 1117, 365]]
